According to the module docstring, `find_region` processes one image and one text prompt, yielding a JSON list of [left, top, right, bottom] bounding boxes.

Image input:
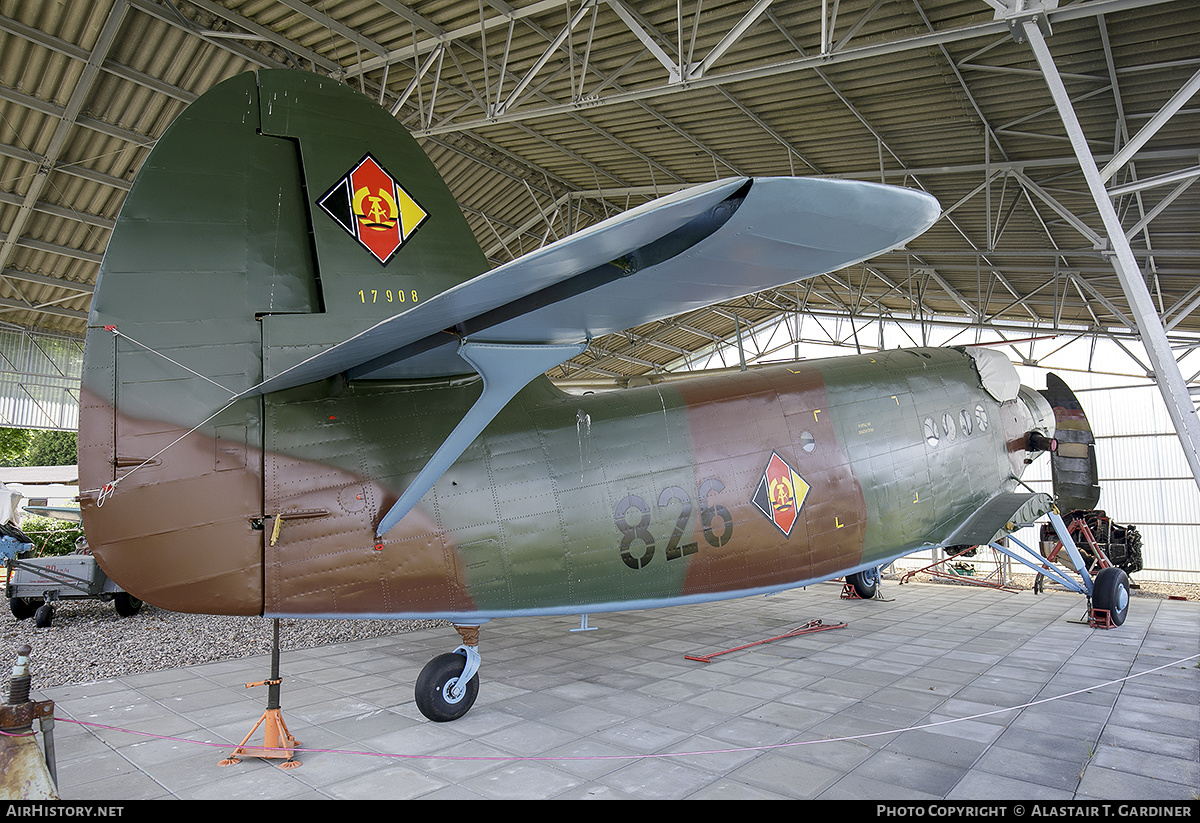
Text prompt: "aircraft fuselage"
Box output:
[[80, 345, 1051, 621]]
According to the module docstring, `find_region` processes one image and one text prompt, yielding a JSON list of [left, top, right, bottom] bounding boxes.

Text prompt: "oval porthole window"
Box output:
[[800, 431, 816, 452], [975, 403, 989, 432], [960, 408, 972, 436], [923, 417, 939, 447], [942, 412, 956, 441]]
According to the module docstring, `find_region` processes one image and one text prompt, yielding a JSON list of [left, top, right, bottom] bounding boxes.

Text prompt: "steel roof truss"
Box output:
[[1023, 18, 1200, 489], [1100, 67, 1200, 184], [0, 1, 129, 276]]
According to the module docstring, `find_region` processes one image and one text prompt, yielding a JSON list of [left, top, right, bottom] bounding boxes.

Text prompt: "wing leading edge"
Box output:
[[246, 176, 941, 398], [243, 174, 940, 536]]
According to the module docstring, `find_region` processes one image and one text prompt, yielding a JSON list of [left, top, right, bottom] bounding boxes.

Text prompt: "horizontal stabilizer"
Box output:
[[245, 176, 940, 395]]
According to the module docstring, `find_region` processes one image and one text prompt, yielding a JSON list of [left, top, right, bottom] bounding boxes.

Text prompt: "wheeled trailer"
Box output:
[[5, 553, 142, 627]]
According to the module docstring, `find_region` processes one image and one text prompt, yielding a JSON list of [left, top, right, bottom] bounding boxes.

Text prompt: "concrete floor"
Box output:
[[29, 578, 1200, 800]]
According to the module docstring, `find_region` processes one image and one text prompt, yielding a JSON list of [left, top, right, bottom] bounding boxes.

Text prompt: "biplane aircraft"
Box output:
[[78, 70, 1128, 722]]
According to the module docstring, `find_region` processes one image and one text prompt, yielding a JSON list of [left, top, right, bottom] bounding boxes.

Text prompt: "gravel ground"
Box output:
[[1, 600, 446, 695], [2, 574, 1195, 696]]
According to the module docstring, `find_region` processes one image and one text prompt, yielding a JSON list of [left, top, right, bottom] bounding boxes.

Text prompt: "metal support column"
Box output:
[[1022, 16, 1200, 492]]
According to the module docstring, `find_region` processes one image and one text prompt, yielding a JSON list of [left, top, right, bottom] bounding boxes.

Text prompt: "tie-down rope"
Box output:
[[88, 326, 246, 505]]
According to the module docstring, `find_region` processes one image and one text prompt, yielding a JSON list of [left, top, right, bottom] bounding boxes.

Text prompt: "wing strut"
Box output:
[[375, 340, 588, 538]]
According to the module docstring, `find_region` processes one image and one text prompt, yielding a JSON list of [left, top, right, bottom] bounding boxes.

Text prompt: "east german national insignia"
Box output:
[[317, 154, 428, 264], [752, 451, 810, 536]]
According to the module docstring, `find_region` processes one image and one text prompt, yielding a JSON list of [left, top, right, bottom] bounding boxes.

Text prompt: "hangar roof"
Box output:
[[0, 0, 1197, 384]]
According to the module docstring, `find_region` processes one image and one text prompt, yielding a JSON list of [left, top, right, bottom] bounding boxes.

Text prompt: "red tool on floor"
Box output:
[[684, 619, 847, 663]]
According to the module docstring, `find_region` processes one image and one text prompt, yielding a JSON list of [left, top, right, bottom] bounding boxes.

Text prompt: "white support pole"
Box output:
[[1023, 19, 1200, 492]]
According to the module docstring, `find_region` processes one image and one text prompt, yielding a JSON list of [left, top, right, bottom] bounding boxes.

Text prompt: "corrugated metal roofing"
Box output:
[[0, 0, 1195, 383]]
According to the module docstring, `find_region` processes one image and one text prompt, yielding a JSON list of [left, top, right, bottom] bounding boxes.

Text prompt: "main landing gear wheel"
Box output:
[[1092, 567, 1130, 627], [847, 567, 880, 599], [415, 652, 479, 722]]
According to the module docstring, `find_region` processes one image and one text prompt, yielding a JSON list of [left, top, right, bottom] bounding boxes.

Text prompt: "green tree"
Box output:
[[24, 430, 77, 466], [0, 428, 33, 466], [0, 428, 77, 466], [19, 514, 83, 556]]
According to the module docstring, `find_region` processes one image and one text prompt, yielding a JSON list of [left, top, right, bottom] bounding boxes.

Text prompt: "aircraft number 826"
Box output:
[[614, 479, 733, 570]]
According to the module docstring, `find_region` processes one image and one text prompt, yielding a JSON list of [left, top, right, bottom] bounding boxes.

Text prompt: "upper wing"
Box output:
[[247, 175, 940, 397]]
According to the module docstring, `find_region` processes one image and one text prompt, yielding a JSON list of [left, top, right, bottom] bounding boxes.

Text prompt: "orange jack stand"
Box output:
[[219, 620, 301, 769], [219, 686, 300, 769], [840, 582, 863, 599]]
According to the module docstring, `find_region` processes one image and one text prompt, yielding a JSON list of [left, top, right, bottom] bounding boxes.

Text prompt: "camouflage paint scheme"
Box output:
[[78, 70, 1054, 622]]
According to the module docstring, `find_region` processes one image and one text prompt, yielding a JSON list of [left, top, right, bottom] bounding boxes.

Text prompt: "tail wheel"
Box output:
[[34, 603, 54, 628], [1092, 567, 1130, 626], [415, 652, 479, 722], [848, 567, 880, 599], [113, 592, 143, 617]]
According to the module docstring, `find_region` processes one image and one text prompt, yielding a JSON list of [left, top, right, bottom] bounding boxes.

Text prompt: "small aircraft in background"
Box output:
[[77, 70, 1127, 722]]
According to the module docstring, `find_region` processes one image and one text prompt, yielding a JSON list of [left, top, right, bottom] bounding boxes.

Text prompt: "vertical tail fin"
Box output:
[[253, 70, 490, 378], [79, 69, 490, 614], [86, 68, 490, 420]]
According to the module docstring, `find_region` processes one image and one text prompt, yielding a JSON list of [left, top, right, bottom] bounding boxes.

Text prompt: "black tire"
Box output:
[[10, 597, 36, 620], [1092, 567, 1130, 626], [113, 592, 143, 617], [414, 652, 479, 722], [848, 567, 880, 599], [34, 603, 53, 628]]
